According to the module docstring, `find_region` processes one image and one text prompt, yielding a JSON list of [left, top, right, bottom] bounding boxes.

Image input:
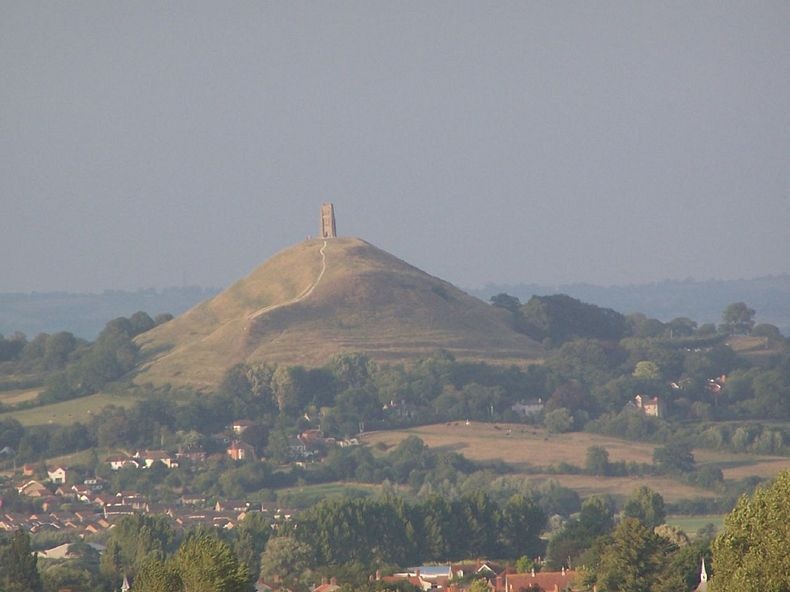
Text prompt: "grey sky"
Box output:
[[3, 2, 789, 293]]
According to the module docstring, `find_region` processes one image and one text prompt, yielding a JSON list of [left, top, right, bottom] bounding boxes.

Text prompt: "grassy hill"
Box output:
[[134, 237, 544, 388]]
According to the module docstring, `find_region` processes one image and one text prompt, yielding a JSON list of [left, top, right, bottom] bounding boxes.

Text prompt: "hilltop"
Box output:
[[134, 237, 543, 388]]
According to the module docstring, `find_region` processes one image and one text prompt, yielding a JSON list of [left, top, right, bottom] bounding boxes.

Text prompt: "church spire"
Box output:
[[700, 557, 708, 582]]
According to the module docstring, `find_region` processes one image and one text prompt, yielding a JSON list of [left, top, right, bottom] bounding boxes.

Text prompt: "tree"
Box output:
[[128, 311, 156, 336], [632, 361, 661, 381], [499, 494, 545, 558], [653, 442, 695, 474], [99, 514, 175, 579], [171, 534, 249, 592], [623, 486, 665, 529], [544, 408, 574, 433], [711, 470, 790, 591], [666, 317, 697, 338], [133, 556, 182, 592], [721, 302, 755, 335], [0, 529, 43, 592], [490, 293, 521, 314], [468, 579, 491, 592], [259, 537, 313, 586], [585, 446, 610, 476], [546, 496, 613, 568], [587, 518, 669, 592], [751, 323, 782, 340]]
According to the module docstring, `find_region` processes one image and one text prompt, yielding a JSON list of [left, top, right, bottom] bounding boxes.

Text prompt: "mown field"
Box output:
[[362, 422, 790, 503], [0, 387, 41, 405], [0, 391, 145, 427], [274, 481, 389, 508], [665, 514, 725, 538]]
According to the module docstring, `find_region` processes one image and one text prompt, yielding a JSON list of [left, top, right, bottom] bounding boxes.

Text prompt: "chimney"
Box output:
[[415, 569, 421, 579], [330, 577, 337, 586], [375, 570, 381, 581], [495, 576, 503, 590], [322, 577, 328, 585], [561, 567, 566, 576], [531, 568, 535, 578]]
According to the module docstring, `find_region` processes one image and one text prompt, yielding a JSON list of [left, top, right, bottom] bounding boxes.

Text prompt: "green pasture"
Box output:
[[0, 392, 144, 427], [665, 514, 725, 538]]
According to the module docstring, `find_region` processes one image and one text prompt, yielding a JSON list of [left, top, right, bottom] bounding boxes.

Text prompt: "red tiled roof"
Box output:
[[504, 571, 578, 592]]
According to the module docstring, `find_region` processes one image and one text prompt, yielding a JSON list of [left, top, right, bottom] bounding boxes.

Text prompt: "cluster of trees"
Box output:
[[0, 312, 172, 414], [292, 493, 544, 567], [0, 529, 43, 592]]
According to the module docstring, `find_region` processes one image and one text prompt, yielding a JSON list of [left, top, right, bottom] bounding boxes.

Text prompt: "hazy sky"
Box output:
[[3, 2, 789, 293]]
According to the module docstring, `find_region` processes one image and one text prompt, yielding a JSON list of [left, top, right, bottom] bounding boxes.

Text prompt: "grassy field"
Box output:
[[274, 481, 389, 508], [0, 392, 145, 427], [362, 422, 790, 503], [665, 514, 725, 538], [0, 387, 41, 405]]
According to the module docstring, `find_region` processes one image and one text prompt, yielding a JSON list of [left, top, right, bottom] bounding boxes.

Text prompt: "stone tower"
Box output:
[[320, 202, 337, 239]]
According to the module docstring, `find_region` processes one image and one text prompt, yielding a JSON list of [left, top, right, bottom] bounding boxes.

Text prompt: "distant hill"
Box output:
[[469, 275, 790, 336], [134, 237, 544, 389], [0, 287, 219, 339]]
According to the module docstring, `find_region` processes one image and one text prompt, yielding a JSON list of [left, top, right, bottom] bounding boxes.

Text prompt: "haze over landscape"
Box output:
[[3, 2, 790, 294], [2, 6, 790, 590]]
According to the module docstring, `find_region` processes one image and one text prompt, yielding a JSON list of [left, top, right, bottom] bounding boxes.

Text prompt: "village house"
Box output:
[[180, 493, 208, 506], [133, 450, 178, 469], [47, 466, 68, 484], [227, 440, 256, 461], [176, 448, 207, 463], [288, 437, 308, 458], [105, 455, 139, 470], [312, 577, 341, 592], [451, 561, 503, 580], [632, 394, 665, 418], [215, 500, 261, 514], [511, 399, 544, 418], [231, 419, 256, 434], [499, 568, 579, 592], [16, 480, 49, 497]]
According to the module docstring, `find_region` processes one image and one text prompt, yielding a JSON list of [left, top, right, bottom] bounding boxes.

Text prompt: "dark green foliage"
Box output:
[[711, 470, 790, 591], [99, 514, 176, 579], [0, 417, 25, 450], [585, 445, 610, 476], [0, 529, 43, 592], [518, 294, 628, 345], [721, 302, 756, 335], [0, 332, 26, 361], [295, 493, 544, 566], [623, 486, 666, 529], [653, 442, 695, 474], [490, 293, 521, 314], [259, 536, 314, 586], [546, 496, 613, 568], [583, 518, 670, 592], [172, 534, 249, 592]]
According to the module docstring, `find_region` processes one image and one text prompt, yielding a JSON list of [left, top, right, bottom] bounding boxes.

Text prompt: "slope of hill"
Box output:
[[134, 237, 544, 388]]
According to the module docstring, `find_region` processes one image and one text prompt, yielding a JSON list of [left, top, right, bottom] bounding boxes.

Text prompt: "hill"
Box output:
[[134, 237, 544, 388]]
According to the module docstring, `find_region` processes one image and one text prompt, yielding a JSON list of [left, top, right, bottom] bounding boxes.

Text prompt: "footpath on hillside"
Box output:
[[248, 240, 328, 322]]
